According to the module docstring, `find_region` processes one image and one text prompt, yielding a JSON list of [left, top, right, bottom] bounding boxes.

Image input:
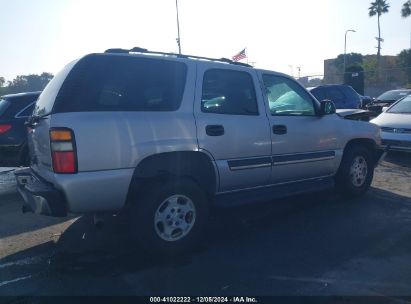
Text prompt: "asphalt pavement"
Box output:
[[0, 153, 410, 298]]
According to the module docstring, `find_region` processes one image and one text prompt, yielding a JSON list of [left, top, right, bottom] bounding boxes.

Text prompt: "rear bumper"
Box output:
[[14, 168, 67, 217]]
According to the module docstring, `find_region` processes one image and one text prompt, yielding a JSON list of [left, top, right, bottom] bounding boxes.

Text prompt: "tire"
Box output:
[[129, 178, 209, 256], [335, 145, 374, 198]]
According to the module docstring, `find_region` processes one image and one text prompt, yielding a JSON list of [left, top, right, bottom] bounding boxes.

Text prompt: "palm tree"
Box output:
[[402, 1, 411, 17], [369, 0, 390, 59]]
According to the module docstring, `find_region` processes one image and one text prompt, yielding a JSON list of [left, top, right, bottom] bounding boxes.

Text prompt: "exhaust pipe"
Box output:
[[93, 214, 105, 229]]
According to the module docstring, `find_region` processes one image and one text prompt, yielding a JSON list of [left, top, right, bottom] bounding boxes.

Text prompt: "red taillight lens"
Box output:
[[0, 124, 12, 134], [50, 128, 77, 174], [51, 151, 76, 173]]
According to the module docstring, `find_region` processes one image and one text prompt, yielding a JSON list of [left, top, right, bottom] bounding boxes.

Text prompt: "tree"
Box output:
[[363, 56, 379, 86], [402, 1, 411, 17], [368, 0, 390, 61], [398, 49, 411, 83], [335, 53, 363, 73], [6, 72, 53, 94]]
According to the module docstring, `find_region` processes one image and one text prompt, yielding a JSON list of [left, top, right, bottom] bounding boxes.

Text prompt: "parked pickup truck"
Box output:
[[15, 48, 384, 255]]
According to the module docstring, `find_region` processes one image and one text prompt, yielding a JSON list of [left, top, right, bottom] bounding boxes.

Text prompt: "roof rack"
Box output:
[[104, 47, 252, 68]]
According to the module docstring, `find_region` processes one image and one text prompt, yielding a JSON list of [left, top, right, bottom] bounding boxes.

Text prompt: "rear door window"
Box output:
[[54, 55, 187, 113], [201, 69, 258, 115]]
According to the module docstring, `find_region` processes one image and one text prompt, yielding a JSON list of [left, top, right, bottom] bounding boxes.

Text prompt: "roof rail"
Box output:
[[104, 47, 252, 68]]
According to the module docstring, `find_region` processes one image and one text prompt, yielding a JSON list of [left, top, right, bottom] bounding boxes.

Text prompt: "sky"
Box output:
[[0, 0, 410, 81]]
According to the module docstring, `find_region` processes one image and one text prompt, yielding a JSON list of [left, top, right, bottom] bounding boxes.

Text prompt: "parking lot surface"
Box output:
[[0, 153, 410, 297]]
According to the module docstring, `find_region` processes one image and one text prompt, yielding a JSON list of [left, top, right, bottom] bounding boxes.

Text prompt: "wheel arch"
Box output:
[[126, 151, 218, 205], [341, 137, 378, 168], [344, 138, 377, 151]]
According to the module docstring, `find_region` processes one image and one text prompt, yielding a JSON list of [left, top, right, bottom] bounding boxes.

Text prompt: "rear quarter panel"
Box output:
[[48, 60, 198, 212]]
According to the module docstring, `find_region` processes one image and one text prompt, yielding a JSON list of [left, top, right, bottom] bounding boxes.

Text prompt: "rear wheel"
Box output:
[[336, 146, 374, 197], [129, 178, 209, 256]]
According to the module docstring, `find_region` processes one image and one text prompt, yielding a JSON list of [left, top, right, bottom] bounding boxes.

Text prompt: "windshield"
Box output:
[[388, 96, 411, 114], [377, 90, 410, 102]]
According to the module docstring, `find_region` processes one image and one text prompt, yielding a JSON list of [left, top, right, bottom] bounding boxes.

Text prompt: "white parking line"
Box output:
[[0, 255, 46, 269], [0, 275, 32, 288]]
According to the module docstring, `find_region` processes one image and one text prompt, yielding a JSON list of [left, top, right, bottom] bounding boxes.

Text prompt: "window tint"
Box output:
[[18, 102, 35, 117], [263, 75, 315, 116], [0, 99, 10, 117], [388, 96, 411, 113], [54, 55, 187, 113], [310, 88, 326, 101], [201, 69, 258, 115], [1, 95, 38, 119]]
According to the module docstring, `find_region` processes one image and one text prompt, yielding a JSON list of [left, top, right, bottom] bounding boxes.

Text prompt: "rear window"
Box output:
[[17, 102, 35, 117], [310, 88, 326, 101], [0, 95, 38, 119], [53, 55, 187, 113], [310, 86, 360, 109], [0, 99, 10, 117]]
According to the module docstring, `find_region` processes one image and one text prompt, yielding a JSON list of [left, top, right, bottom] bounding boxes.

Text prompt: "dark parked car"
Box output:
[[359, 95, 373, 108], [0, 91, 41, 166], [309, 85, 361, 109], [367, 89, 411, 115]]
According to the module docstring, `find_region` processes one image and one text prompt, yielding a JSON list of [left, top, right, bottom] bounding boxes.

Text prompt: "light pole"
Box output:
[[344, 29, 356, 75], [288, 65, 294, 77], [175, 0, 182, 54]]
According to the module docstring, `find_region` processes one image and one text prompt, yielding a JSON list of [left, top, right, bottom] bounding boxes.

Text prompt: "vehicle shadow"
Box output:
[[2, 187, 411, 295], [384, 151, 411, 168], [0, 192, 74, 239]]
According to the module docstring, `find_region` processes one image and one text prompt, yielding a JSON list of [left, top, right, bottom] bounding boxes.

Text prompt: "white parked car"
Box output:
[[371, 95, 411, 152]]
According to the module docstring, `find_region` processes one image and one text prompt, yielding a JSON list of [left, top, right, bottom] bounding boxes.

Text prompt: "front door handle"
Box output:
[[206, 125, 225, 136], [273, 125, 287, 135]]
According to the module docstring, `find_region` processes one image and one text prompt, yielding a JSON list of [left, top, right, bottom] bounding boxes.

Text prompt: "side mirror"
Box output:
[[382, 106, 389, 112], [319, 99, 336, 116]]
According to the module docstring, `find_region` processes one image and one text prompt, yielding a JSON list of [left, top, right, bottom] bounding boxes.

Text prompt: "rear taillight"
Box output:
[[50, 128, 77, 174], [0, 124, 12, 134]]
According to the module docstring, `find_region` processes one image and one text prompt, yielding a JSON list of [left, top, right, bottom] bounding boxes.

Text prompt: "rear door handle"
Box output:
[[206, 125, 225, 136], [272, 125, 287, 135]]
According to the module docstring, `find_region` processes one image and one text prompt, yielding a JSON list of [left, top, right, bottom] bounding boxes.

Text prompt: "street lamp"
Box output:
[[344, 29, 356, 74]]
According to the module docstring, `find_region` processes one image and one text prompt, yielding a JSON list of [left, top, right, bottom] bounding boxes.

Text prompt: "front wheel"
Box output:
[[335, 146, 374, 197], [129, 178, 209, 256]]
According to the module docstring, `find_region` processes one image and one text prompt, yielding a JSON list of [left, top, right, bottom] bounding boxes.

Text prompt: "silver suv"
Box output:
[[15, 48, 384, 255]]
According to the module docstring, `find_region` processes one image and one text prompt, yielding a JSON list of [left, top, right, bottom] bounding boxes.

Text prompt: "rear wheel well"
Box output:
[[126, 152, 217, 205]]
